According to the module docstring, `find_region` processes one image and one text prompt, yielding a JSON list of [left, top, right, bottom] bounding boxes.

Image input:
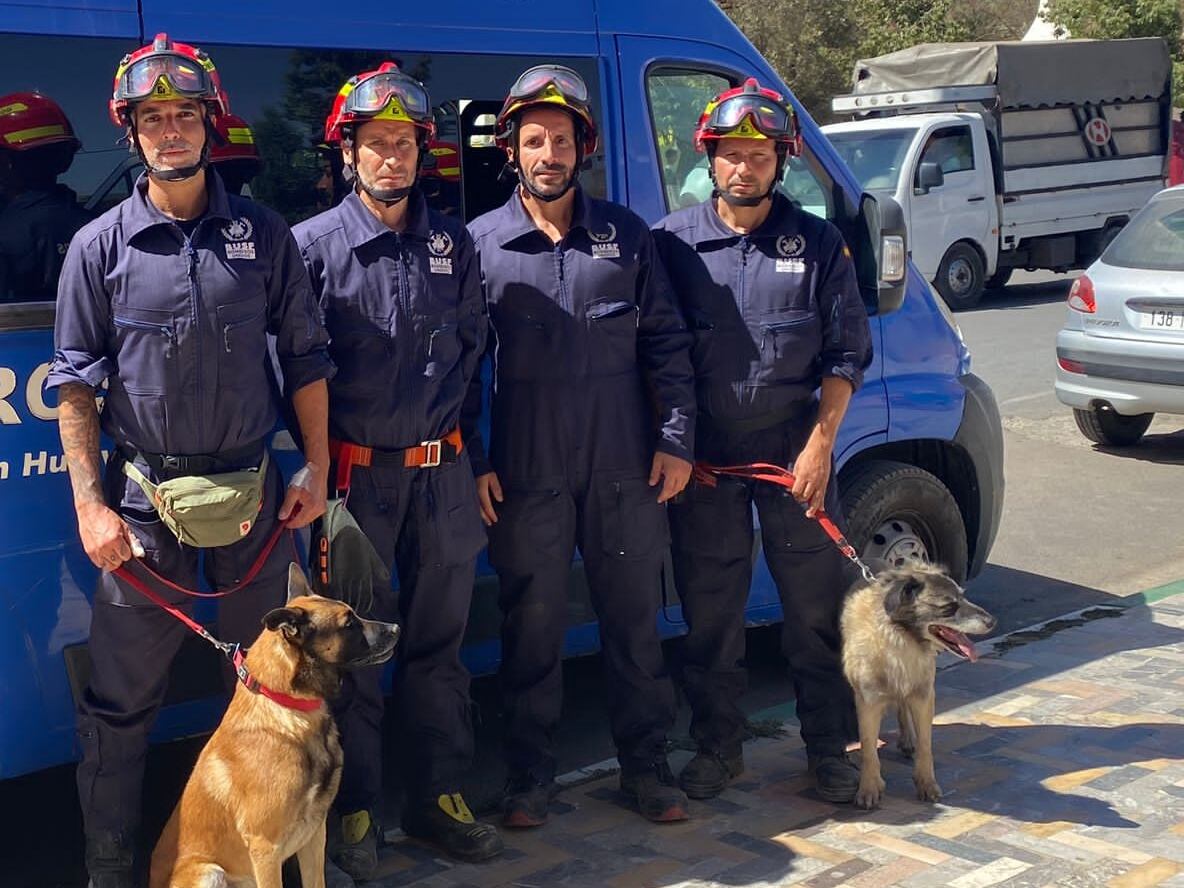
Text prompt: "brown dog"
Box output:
[[150, 564, 399, 888], [841, 564, 995, 809]]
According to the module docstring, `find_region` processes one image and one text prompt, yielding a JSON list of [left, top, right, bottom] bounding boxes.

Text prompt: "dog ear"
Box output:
[[882, 573, 924, 618], [263, 606, 310, 640], [286, 562, 315, 603]]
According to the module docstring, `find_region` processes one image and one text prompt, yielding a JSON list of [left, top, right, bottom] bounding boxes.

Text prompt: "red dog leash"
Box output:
[[111, 509, 321, 712], [692, 462, 878, 584]]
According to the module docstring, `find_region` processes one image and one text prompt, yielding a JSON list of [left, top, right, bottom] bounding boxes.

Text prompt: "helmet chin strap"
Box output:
[[131, 117, 213, 183], [511, 120, 583, 204], [707, 143, 786, 209], [343, 126, 419, 207]]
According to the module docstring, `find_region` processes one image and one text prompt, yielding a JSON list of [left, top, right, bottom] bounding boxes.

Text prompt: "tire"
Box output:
[[934, 242, 985, 311], [984, 266, 1013, 290], [1073, 406, 1153, 447], [840, 460, 969, 582]]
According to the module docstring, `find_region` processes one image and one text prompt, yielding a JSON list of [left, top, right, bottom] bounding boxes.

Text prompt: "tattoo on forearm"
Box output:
[[58, 383, 105, 507]]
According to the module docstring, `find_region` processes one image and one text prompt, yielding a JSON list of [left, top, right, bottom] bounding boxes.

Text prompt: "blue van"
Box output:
[[0, 0, 1003, 780]]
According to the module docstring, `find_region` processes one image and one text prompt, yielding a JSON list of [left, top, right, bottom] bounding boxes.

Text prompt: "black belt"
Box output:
[[118, 439, 266, 477], [701, 401, 813, 435]]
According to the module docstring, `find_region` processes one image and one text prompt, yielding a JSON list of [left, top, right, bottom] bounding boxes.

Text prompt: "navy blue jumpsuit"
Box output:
[[294, 189, 488, 810], [0, 184, 91, 302], [47, 170, 334, 855], [653, 191, 872, 762], [465, 187, 695, 783]]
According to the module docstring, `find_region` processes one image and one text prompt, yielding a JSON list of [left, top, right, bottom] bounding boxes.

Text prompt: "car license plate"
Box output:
[[1140, 308, 1184, 331]]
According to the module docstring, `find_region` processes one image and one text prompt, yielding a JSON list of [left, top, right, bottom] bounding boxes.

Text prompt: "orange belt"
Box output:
[[330, 427, 463, 492]]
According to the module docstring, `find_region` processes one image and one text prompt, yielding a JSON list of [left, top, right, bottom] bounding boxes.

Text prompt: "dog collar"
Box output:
[[232, 647, 323, 712]]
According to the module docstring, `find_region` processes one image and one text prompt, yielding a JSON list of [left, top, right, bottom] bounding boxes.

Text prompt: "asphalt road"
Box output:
[[6, 272, 1184, 887]]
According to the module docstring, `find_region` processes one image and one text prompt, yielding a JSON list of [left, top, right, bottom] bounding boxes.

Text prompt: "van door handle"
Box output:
[[967, 196, 986, 203]]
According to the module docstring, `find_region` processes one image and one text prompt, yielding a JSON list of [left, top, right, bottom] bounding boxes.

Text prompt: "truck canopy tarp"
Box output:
[[851, 39, 1170, 108]]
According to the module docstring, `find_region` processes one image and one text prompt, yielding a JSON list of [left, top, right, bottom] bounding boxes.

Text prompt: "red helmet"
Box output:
[[694, 78, 801, 156], [494, 65, 598, 156], [0, 92, 81, 152], [209, 113, 259, 164], [109, 33, 229, 127], [323, 62, 436, 146]]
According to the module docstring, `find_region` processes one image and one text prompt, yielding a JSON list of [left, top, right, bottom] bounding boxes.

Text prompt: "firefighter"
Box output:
[[209, 112, 262, 194], [293, 63, 501, 873], [0, 92, 91, 302], [465, 65, 696, 826], [653, 79, 872, 803], [47, 35, 332, 887]]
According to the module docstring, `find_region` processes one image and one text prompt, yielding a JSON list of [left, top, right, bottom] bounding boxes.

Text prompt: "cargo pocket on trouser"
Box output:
[[421, 456, 488, 568], [487, 485, 569, 576], [594, 475, 670, 559]]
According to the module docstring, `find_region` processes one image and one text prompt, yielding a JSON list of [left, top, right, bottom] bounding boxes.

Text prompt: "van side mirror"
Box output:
[[861, 192, 907, 314], [916, 161, 944, 194]]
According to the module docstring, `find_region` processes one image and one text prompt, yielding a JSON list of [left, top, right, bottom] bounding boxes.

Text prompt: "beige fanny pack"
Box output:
[[122, 452, 269, 548]]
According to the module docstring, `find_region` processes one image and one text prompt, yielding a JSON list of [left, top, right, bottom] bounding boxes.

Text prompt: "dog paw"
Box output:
[[855, 777, 886, 810], [914, 777, 942, 802]]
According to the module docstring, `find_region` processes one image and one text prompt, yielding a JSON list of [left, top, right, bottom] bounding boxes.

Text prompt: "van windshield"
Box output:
[[826, 128, 917, 192], [1103, 193, 1184, 272]]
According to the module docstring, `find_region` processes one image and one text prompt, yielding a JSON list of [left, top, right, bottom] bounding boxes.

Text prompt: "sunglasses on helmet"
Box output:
[[347, 71, 430, 118], [118, 54, 214, 102], [707, 94, 792, 138], [508, 65, 589, 104]]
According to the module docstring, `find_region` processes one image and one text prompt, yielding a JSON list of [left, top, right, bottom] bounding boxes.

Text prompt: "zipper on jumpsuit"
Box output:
[[184, 232, 203, 425]]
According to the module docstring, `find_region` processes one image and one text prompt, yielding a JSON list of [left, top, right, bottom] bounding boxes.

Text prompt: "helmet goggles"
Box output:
[[508, 65, 589, 104], [703, 93, 793, 140], [345, 70, 431, 122], [115, 54, 216, 104]]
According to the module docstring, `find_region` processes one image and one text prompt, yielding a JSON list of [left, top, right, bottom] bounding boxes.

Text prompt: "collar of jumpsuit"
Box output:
[[697, 187, 797, 248], [121, 167, 234, 244], [338, 185, 433, 250], [494, 183, 609, 248]]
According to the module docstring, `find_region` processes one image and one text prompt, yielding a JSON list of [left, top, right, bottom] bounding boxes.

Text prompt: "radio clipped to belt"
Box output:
[[122, 451, 269, 548]]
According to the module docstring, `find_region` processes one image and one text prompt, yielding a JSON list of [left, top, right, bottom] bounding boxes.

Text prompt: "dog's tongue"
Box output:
[[934, 626, 978, 662]]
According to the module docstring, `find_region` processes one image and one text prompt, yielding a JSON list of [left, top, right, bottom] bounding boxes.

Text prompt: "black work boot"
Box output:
[[678, 748, 744, 800], [620, 758, 690, 822], [402, 792, 504, 862], [85, 832, 135, 888], [810, 753, 860, 803], [502, 773, 559, 828], [328, 808, 378, 882]]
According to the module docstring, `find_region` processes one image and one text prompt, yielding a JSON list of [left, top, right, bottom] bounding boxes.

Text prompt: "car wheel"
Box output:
[[934, 242, 985, 311], [984, 266, 1013, 290], [840, 460, 969, 582], [1073, 406, 1153, 447]]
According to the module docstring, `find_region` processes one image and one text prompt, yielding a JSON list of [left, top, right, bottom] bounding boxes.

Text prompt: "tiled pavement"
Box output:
[[366, 591, 1184, 888]]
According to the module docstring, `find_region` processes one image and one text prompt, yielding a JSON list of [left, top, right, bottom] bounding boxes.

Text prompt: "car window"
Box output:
[[0, 40, 606, 310], [917, 125, 974, 179], [645, 67, 832, 219], [1103, 195, 1184, 272]]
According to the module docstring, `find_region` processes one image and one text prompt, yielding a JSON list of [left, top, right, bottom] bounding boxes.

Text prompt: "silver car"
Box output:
[[1055, 185, 1184, 446]]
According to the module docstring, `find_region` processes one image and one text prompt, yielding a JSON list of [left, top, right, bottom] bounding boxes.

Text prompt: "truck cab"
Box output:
[[824, 110, 1000, 309]]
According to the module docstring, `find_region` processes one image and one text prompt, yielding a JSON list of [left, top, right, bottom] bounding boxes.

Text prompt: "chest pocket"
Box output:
[[757, 306, 821, 385], [112, 305, 177, 395], [586, 299, 637, 377], [329, 311, 391, 396], [425, 317, 460, 379], [494, 310, 552, 383], [216, 300, 268, 391]]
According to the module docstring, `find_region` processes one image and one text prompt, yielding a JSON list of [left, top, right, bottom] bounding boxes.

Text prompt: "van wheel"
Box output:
[[985, 266, 1013, 290], [934, 243, 985, 311], [840, 461, 969, 582], [1073, 406, 1153, 447]]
